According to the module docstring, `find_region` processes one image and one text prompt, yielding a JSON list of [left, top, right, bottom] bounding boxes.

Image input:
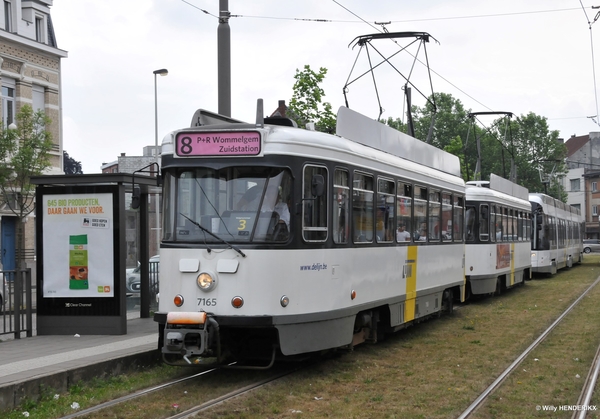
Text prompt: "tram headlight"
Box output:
[[197, 271, 217, 292]]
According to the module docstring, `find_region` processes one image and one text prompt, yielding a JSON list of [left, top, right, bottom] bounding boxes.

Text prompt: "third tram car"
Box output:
[[153, 102, 466, 367], [529, 193, 584, 274], [465, 175, 531, 296]]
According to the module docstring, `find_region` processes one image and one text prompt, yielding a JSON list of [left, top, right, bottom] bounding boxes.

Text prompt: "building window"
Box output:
[[4, 0, 12, 32], [593, 205, 598, 216], [570, 178, 580, 192], [32, 85, 45, 113], [35, 16, 44, 42], [1, 79, 16, 126], [593, 182, 598, 193]]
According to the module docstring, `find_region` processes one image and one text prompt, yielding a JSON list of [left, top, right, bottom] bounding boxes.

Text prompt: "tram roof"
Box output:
[[466, 174, 529, 202], [529, 192, 582, 216], [335, 107, 461, 177]]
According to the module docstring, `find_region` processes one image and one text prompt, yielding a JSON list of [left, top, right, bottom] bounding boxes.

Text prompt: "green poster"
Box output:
[[69, 234, 88, 290]]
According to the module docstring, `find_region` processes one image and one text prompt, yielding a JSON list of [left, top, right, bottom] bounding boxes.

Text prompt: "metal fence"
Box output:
[[0, 269, 34, 339]]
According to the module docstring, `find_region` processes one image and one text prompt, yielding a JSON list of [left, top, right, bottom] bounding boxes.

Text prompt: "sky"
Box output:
[[49, 0, 600, 174]]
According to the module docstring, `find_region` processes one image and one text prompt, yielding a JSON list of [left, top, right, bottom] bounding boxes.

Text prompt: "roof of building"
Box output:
[[565, 134, 589, 157]]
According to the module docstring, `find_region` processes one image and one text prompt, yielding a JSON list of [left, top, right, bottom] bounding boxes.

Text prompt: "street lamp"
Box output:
[[153, 68, 167, 257]]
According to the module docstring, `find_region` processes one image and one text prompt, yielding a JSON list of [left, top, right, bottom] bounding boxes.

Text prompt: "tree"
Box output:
[[383, 116, 407, 133], [411, 92, 471, 150], [288, 65, 336, 133], [509, 113, 567, 201], [63, 150, 83, 174], [0, 105, 53, 269], [385, 93, 568, 201]]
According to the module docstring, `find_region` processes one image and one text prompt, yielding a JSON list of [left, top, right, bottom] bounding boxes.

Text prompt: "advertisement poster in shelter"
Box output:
[[42, 193, 114, 298]]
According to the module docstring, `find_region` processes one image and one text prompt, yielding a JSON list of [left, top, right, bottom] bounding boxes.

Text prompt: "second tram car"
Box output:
[[464, 175, 531, 296], [153, 102, 466, 367], [530, 193, 584, 274]]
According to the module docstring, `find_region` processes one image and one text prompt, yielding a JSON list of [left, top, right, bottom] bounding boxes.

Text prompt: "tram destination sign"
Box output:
[[176, 131, 261, 157]]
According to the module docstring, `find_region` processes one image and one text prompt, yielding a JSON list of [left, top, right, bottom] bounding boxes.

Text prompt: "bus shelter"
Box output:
[[31, 173, 158, 335]]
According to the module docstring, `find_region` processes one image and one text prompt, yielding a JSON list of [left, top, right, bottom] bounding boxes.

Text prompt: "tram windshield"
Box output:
[[162, 167, 292, 243]]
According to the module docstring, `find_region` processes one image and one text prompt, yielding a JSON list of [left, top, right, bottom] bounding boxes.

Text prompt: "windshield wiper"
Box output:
[[179, 213, 246, 258]]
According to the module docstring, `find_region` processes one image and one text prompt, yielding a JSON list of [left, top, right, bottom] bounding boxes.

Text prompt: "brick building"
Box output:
[[0, 0, 66, 271], [565, 132, 600, 238]]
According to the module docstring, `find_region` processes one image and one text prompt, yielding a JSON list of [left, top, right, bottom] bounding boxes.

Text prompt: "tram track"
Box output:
[[457, 275, 600, 419], [58, 359, 314, 419], [163, 370, 296, 419], [58, 367, 222, 419], [573, 341, 600, 419]]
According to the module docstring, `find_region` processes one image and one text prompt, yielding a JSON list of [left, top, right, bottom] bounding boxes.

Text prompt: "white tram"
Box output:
[[530, 193, 584, 274], [154, 102, 466, 367], [464, 175, 531, 296]]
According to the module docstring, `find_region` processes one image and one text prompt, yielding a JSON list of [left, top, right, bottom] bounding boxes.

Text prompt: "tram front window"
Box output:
[[166, 167, 292, 243]]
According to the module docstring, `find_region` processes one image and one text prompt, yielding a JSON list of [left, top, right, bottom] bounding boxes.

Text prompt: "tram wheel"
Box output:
[[442, 290, 454, 314], [494, 278, 503, 296]]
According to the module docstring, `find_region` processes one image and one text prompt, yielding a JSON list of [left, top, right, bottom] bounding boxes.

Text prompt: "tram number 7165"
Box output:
[[197, 298, 217, 307]]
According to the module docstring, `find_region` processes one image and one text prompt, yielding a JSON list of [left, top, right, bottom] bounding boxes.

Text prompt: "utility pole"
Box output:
[[218, 0, 231, 117]]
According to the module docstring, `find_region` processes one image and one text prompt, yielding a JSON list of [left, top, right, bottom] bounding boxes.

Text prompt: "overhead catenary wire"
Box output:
[[179, 0, 596, 126], [580, 1, 600, 127], [179, 2, 583, 25]]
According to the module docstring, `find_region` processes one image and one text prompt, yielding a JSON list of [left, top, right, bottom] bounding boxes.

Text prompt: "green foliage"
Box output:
[[443, 135, 469, 179], [288, 65, 336, 133], [0, 104, 53, 268], [385, 91, 568, 201], [382, 116, 407, 132], [468, 112, 567, 200], [412, 92, 471, 150], [63, 150, 83, 174], [0, 104, 53, 216]]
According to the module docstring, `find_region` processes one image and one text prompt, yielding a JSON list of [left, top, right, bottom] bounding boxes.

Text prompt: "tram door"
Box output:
[[1, 216, 16, 272]]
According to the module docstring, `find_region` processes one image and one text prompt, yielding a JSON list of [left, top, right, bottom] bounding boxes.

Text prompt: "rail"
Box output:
[[0, 268, 34, 339]]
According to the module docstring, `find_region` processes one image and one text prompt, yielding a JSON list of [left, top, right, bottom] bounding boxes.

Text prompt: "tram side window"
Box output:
[[333, 169, 349, 244], [479, 204, 489, 241], [559, 219, 565, 248], [162, 172, 175, 241], [376, 178, 395, 242], [396, 181, 412, 243], [441, 192, 452, 242], [454, 195, 464, 242], [303, 165, 328, 242], [353, 172, 374, 243], [501, 207, 508, 241], [414, 185, 428, 241], [429, 191, 441, 241], [465, 205, 476, 242], [544, 215, 552, 249], [491, 205, 498, 242], [510, 209, 517, 241]]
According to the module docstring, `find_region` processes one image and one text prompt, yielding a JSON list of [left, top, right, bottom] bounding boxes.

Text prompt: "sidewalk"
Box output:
[[0, 313, 159, 412]]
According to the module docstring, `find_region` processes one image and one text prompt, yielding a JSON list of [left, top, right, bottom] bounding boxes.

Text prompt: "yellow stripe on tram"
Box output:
[[404, 245, 418, 322]]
